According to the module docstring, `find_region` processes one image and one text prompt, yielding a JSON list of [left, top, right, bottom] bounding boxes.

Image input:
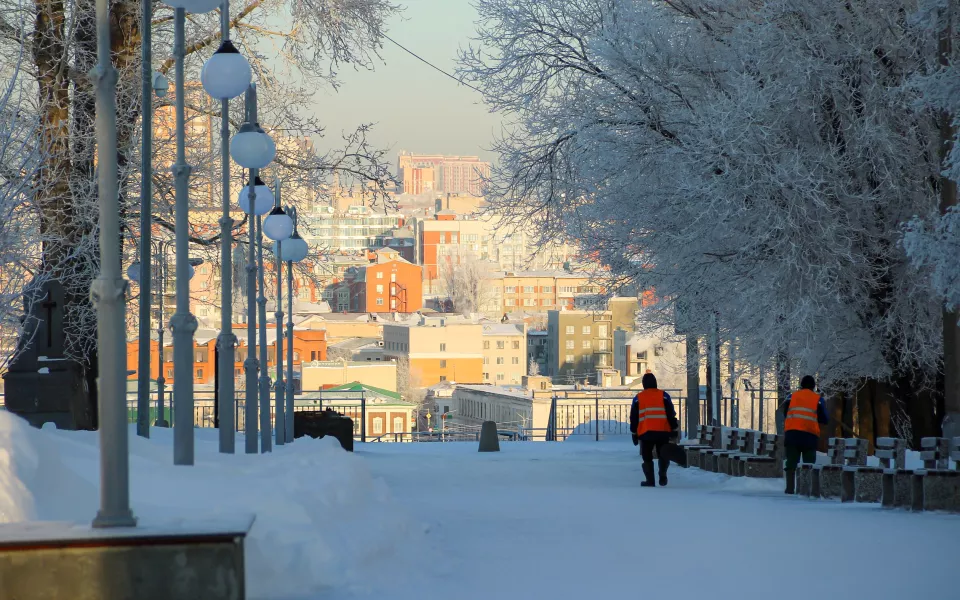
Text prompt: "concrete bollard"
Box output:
[[478, 420, 500, 452]]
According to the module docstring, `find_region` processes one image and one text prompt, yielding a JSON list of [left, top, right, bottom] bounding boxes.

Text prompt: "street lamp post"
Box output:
[[128, 244, 199, 429], [202, 0, 251, 455], [273, 180, 285, 447], [281, 207, 308, 443], [262, 195, 293, 447], [135, 0, 168, 439], [231, 83, 275, 453], [256, 214, 270, 451], [92, 0, 136, 526], [161, 0, 219, 469]]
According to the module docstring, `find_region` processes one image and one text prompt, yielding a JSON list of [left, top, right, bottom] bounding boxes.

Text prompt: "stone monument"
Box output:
[[1, 280, 96, 430]]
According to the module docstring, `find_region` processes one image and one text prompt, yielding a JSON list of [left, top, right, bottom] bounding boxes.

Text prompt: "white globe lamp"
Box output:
[[127, 262, 142, 283], [201, 41, 252, 100], [263, 206, 294, 241], [281, 232, 309, 263], [230, 122, 276, 169], [238, 176, 274, 216]]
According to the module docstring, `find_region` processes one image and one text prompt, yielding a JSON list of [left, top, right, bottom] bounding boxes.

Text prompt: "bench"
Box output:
[[727, 430, 759, 476], [817, 438, 846, 499], [741, 433, 782, 479], [877, 438, 910, 508], [839, 438, 875, 502], [912, 437, 960, 512], [702, 429, 741, 473], [717, 429, 751, 474], [683, 425, 717, 469]]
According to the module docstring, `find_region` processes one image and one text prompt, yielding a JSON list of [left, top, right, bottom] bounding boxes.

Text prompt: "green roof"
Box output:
[[327, 382, 404, 401]]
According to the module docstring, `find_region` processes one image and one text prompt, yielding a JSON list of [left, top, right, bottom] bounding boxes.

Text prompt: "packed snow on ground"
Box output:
[[2, 410, 959, 600]]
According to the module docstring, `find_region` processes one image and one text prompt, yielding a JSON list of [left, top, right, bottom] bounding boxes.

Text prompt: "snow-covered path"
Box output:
[[361, 440, 959, 600], [1, 411, 957, 600]]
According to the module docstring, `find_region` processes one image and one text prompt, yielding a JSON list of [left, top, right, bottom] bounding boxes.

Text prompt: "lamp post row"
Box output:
[[100, 0, 308, 528]]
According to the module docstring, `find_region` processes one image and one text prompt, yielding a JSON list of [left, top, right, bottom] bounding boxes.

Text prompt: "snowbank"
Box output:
[[0, 411, 428, 600]]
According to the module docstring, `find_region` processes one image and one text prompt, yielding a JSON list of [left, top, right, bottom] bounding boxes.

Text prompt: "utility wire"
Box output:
[[381, 32, 486, 95]]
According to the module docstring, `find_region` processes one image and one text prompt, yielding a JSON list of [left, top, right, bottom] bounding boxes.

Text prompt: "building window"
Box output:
[[636, 351, 648, 360], [505, 286, 516, 293], [373, 418, 383, 434], [440, 360, 447, 368], [497, 341, 505, 349], [195, 352, 204, 362], [582, 340, 592, 349], [565, 326, 575, 335], [543, 286, 552, 292], [582, 326, 591, 335], [565, 340, 575, 350], [483, 357, 489, 364], [523, 299, 536, 307], [391, 298, 397, 309], [376, 298, 384, 305], [598, 340, 609, 351], [440, 343, 447, 352], [391, 273, 396, 282], [496, 373, 505, 381], [440, 375, 447, 382], [512, 357, 520, 365], [513, 341, 520, 350], [376, 285, 384, 293], [393, 417, 404, 433], [483, 372, 490, 380], [598, 355, 608, 367], [598, 325, 608, 337], [483, 341, 490, 349], [196, 368, 203, 380], [496, 357, 504, 365], [377, 272, 384, 279], [565, 354, 574, 364], [523, 286, 534, 293]]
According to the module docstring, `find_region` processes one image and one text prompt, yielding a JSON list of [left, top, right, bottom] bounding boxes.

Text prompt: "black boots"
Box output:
[[784, 469, 796, 494], [641, 462, 656, 487], [659, 461, 669, 486]]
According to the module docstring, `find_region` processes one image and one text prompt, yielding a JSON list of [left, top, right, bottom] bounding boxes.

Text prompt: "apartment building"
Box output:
[[544, 298, 638, 383], [300, 204, 404, 253], [382, 316, 483, 387], [125, 326, 327, 387], [398, 152, 491, 196], [481, 323, 527, 385], [416, 212, 489, 284], [345, 249, 423, 314], [613, 329, 687, 390], [481, 271, 601, 315]]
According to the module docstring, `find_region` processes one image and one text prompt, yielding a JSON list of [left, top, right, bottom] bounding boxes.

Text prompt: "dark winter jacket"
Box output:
[[783, 393, 829, 450], [630, 390, 679, 441]]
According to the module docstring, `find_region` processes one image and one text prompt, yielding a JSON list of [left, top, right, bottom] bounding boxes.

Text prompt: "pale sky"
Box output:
[[312, 0, 502, 166]]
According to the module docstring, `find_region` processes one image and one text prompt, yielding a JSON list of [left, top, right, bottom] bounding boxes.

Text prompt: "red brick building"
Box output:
[[126, 327, 327, 386], [342, 249, 423, 313]]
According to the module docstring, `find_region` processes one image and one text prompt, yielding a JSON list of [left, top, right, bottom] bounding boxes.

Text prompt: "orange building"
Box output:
[[382, 317, 483, 387], [126, 327, 327, 386], [353, 249, 423, 313]]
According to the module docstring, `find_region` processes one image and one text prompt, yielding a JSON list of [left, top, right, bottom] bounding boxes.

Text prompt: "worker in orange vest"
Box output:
[[629, 373, 679, 487], [783, 375, 828, 494]]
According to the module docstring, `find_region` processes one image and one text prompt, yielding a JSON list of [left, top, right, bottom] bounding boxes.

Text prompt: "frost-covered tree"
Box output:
[[461, 0, 947, 442], [0, 0, 398, 419]]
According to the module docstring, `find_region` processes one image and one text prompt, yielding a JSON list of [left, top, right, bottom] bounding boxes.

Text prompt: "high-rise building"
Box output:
[[397, 152, 491, 196], [544, 298, 638, 382]]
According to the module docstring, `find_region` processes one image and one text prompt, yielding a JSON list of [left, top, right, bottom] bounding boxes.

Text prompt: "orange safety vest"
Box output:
[[635, 388, 672, 436], [784, 389, 821, 436]]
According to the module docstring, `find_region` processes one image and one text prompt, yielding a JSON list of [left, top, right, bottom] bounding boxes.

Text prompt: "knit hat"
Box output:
[[642, 373, 658, 389], [800, 375, 816, 390]]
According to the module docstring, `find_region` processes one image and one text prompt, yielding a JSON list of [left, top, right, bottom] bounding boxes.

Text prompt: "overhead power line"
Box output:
[[381, 32, 486, 95]]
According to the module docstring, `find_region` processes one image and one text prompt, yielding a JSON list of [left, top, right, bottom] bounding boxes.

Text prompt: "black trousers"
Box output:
[[640, 438, 669, 472]]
